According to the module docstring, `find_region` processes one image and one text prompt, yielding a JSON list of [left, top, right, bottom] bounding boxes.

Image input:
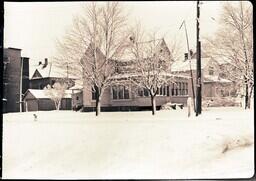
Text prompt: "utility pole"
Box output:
[[196, 0, 202, 116], [19, 57, 24, 112], [179, 20, 196, 112]]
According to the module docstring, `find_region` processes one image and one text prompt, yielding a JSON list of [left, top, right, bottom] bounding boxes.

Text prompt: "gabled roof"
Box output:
[[171, 58, 212, 72], [25, 89, 72, 99], [118, 38, 171, 61]]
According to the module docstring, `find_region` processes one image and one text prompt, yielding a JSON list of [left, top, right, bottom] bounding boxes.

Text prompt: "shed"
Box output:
[[23, 89, 72, 111]]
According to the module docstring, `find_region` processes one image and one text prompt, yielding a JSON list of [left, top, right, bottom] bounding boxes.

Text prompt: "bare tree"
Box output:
[[54, 2, 129, 116], [44, 82, 68, 110], [204, 1, 253, 109], [127, 25, 174, 115]]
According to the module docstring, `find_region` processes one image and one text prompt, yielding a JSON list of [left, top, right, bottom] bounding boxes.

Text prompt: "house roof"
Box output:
[[69, 79, 83, 90], [118, 38, 171, 61], [171, 58, 211, 72], [212, 56, 232, 65], [31, 63, 78, 79], [25, 89, 72, 99], [204, 75, 232, 83]]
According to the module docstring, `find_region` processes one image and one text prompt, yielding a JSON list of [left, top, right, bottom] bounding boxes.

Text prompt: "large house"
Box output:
[[80, 39, 192, 111]]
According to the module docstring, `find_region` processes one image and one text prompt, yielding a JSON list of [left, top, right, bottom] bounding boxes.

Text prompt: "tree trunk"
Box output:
[[95, 86, 101, 116], [151, 95, 156, 115], [248, 83, 253, 109], [244, 78, 249, 109], [57, 101, 61, 110], [96, 97, 101, 116]]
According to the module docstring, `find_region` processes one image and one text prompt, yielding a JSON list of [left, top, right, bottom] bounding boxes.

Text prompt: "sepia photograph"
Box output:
[[2, 1, 254, 179]]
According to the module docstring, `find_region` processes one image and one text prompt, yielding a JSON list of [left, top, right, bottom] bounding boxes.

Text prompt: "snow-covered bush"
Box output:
[[221, 135, 253, 154], [202, 97, 240, 107]]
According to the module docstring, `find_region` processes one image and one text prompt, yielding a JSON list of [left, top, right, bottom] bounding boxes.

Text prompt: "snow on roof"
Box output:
[[118, 38, 168, 61], [69, 79, 83, 90], [204, 75, 232, 83], [26, 89, 72, 99], [212, 56, 232, 65], [69, 84, 83, 90], [110, 72, 190, 80], [171, 58, 211, 72]]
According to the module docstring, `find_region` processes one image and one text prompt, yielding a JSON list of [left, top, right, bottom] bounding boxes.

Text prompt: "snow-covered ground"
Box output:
[[2, 107, 254, 179]]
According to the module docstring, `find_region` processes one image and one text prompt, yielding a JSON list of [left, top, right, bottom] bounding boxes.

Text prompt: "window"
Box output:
[[175, 83, 178, 96], [171, 82, 188, 96], [112, 86, 118, 99], [118, 85, 124, 99], [124, 86, 130, 99], [112, 85, 130, 99], [166, 86, 170, 96], [209, 66, 214, 75], [163, 86, 166, 96], [138, 88, 144, 97], [156, 87, 159, 95], [92, 87, 97, 100], [181, 82, 185, 95], [171, 83, 175, 96], [137, 88, 150, 97], [177, 82, 180, 95], [144, 88, 150, 97], [76, 96, 79, 100], [156, 85, 169, 96], [184, 83, 188, 95]]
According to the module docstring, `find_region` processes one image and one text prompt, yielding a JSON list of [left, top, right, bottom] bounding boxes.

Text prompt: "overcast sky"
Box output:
[[4, 1, 227, 68]]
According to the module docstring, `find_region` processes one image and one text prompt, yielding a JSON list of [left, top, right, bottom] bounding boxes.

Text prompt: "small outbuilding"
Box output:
[[23, 89, 72, 111]]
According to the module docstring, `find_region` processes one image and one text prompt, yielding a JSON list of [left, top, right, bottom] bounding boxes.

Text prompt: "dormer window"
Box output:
[[209, 66, 214, 75]]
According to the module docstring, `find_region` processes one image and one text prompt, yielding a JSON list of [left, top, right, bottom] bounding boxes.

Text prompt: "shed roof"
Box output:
[[25, 89, 72, 99]]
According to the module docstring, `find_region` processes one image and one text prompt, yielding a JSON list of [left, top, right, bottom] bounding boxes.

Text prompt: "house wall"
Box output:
[[37, 99, 71, 110], [30, 78, 51, 89], [82, 77, 190, 111], [24, 91, 72, 111], [72, 91, 83, 108], [30, 77, 62, 89], [202, 59, 220, 76], [25, 99, 39, 112], [60, 98, 72, 110], [38, 99, 56, 110], [3, 48, 22, 112], [22, 57, 30, 95], [203, 83, 215, 97]]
